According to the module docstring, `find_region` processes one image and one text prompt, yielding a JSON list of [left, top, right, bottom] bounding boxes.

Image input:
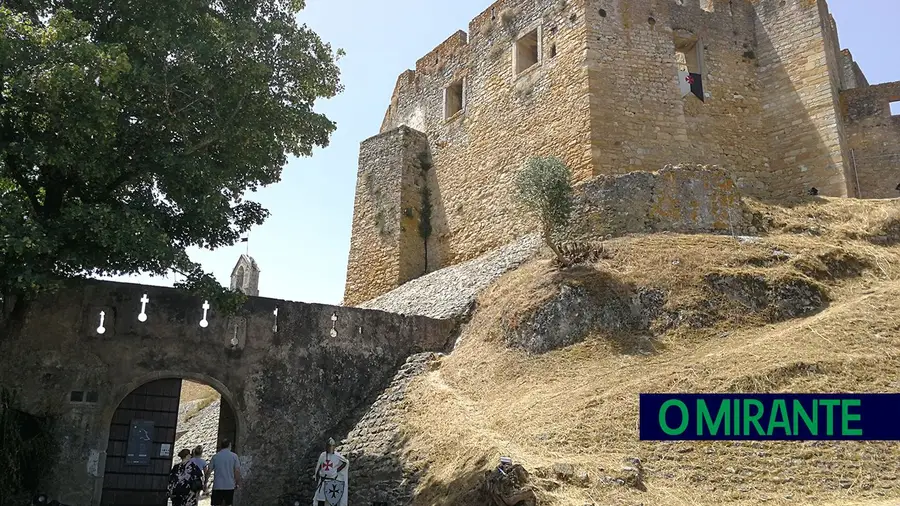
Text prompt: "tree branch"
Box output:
[[181, 96, 246, 156], [97, 169, 142, 201], [182, 135, 219, 156]]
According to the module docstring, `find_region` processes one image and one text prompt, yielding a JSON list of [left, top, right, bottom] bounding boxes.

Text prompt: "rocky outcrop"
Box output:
[[359, 235, 542, 319], [501, 272, 674, 355], [531, 457, 645, 493], [504, 284, 636, 354], [705, 271, 828, 321], [565, 164, 759, 240], [483, 463, 538, 506], [502, 265, 828, 355]]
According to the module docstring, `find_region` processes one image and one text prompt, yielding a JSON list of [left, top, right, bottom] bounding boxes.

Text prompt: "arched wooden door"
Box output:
[[217, 396, 238, 451], [101, 378, 182, 506]]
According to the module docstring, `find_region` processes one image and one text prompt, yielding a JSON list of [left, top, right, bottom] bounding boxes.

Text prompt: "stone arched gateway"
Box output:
[[95, 372, 243, 506], [0, 279, 456, 506]]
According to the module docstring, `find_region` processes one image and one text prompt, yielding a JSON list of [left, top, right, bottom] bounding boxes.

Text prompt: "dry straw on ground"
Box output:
[[395, 197, 900, 506], [180, 380, 219, 403]]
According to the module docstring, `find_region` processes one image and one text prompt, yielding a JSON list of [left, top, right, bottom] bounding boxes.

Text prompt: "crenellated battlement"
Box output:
[[414, 30, 469, 76], [24, 278, 453, 350]]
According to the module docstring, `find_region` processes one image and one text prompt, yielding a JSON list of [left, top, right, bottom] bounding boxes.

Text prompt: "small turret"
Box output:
[[230, 255, 260, 296]]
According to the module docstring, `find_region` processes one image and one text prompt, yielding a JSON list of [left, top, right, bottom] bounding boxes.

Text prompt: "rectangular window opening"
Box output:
[[70, 391, 84, 402], [890, 101, 900, 116], [675, 38, 704, 102], [443, 79, 464, 120], [85, 391, 99, 403], [515, 28, 540, 75]]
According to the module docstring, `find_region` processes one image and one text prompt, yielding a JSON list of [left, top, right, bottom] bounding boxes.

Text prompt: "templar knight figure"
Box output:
[[313, 437, 349, 506]]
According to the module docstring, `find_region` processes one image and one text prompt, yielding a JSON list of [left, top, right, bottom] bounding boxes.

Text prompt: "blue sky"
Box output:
[[102, 0, 900, 305]]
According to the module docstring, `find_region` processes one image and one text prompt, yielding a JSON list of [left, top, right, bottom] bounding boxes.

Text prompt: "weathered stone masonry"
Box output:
[[0, 280, 457, 505], [343, 0, 900, 306], [841, 81, 900, 199], [344, 127, 433, 308]]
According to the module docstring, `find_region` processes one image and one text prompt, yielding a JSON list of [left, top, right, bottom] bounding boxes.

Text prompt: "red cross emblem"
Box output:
[[685, 75, 695, 84], [322, 459, 334, 471]]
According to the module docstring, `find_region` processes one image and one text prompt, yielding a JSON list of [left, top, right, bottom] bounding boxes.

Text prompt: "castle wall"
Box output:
[[818, 0, 857, 197], [840, 49, 869, 91], [841, 81, 900, 199], [586, 0, 769, 195], [0, 280, 456, 505], [379, 0, 594, 275], [823, 12, 844, 91], [673, 0, 770, 195], [565, 165, 754, 240], [754, 0, 851, 199], [344, 126, 430, 306], [345, 0, 897, 305]]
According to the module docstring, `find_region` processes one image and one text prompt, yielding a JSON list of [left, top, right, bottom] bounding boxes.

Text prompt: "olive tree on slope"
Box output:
[[514, 156, 574, 265]]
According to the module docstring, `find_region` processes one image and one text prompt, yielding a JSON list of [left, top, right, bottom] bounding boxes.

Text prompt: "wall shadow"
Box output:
[[422, 150, 449, 275], [751, 1, 857, 205], [273, 354, 441, 506], [407, 456, 492, 506]]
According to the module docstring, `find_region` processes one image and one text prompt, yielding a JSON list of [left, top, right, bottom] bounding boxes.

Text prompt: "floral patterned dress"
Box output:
[[168, 460, 203, 506]]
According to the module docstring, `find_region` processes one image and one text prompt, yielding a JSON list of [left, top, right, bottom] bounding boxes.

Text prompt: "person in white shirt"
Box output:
[[313, 437, 349, 506]]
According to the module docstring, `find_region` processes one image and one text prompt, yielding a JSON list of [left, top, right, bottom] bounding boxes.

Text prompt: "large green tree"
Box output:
[[0, 0, 343, 320]]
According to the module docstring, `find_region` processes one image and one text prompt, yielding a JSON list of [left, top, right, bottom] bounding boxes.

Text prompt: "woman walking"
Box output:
[[168, 448, 203, 506]]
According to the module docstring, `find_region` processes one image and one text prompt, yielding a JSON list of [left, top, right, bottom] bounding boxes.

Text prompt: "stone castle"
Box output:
[[342, 0, 900, 306]]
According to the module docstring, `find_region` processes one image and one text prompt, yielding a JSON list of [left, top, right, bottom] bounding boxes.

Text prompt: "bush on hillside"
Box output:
[[515, 157, 575, 265]]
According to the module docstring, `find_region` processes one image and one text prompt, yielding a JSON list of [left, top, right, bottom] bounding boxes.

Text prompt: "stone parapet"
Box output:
[[0, 279, 458, 506]]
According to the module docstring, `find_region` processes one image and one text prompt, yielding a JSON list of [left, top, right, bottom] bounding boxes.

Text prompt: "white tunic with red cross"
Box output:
[[313, 451, 349, 506]]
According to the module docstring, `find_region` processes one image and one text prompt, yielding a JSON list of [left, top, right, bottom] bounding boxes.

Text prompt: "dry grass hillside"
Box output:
[[179, 380, 219, 424], [396, 196, 900, 506], [180, 380, 219, 404]]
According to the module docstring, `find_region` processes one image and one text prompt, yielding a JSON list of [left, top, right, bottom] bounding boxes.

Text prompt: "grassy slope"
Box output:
[[179, 380, 220, 425], [180, 380, 219, 403], [397, 197, 900, 506]]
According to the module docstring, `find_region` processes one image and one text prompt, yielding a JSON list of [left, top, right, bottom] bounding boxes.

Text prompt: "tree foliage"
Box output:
[[0, 0, 343, 314], [0, 388, 57, 504], [514, 156, 574, 264]]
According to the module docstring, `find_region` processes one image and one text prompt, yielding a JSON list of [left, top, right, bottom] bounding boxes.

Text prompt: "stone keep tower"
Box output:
[[343, 0, 900, 307], [230, 255, 260, 296]]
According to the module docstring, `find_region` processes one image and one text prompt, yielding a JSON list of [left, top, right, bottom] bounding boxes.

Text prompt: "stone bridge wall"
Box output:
[[0, 279, 457, 506]]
